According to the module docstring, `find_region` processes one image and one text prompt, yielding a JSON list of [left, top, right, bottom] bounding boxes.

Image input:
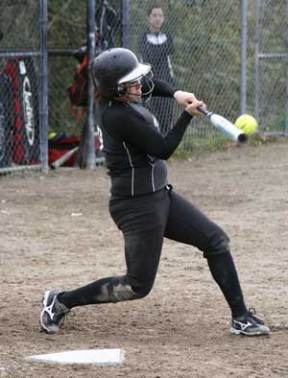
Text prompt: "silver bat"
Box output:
[[50, 146, 79, 169], [197, 107, 247, 143]]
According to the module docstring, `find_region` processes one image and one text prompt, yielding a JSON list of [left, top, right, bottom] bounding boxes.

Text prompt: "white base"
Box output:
[[26, 348, 125, 365]]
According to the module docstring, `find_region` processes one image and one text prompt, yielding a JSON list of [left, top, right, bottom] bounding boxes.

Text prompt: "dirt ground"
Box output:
[[1, 140, 288, 378]]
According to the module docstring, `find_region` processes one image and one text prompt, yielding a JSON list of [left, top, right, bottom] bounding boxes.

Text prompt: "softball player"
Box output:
[[40, 48, 270, 337]]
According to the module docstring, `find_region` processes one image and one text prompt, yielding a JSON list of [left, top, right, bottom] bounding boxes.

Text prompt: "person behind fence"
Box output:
[[40, 47, 270, 337], [73, 0, 118, 65], [138, 4, 175, 135]]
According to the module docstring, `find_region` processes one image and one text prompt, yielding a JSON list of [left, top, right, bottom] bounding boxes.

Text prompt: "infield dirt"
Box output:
[[1, 140, 288, 378]]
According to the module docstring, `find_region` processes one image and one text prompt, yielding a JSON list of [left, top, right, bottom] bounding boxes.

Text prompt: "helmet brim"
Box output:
[[118, 63, 151, 85]]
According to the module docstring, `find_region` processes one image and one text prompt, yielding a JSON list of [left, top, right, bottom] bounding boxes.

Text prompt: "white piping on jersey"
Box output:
[[150, 162, 155, 192], [123, 142, 135, 196], [147, 154, 156, 192], [146, 32, 167, 45]]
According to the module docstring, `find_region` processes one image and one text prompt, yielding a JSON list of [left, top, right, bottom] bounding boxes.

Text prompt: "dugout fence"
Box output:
[[0, 0, 48, 174], [0, 1, 287, 174], [254, 0, 288, 136], [127, 0, 288, 149]]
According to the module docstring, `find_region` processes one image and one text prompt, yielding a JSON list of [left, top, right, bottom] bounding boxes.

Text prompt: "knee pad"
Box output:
[[203, 229, 230, 258], [106, 276, 154, 302], [99, 276, 141, 303], [129, 278, 154, 299]]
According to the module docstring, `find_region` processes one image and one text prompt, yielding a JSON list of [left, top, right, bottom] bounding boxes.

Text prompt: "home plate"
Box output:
[[26, 348, 125, 365]]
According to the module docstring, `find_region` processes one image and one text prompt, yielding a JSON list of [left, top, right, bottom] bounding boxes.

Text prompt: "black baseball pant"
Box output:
[[60, 186, 247, 318]]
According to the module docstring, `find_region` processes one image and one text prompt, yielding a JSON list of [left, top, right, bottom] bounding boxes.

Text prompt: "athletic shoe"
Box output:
[[231, 308, 270, 336], [40, 289, 70, 334]]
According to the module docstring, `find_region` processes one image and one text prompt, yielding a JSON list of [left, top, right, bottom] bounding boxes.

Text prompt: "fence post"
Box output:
[[240, 0, 248, 114], [85, 0, 96, 169], [121, 0, 130, 48], [254, 0, 261, 121], [285, 0, 288, 134], [40, 0, 49, 172]]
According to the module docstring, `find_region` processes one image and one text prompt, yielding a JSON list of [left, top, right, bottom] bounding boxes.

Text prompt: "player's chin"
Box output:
[[133, 92, 142, 100]]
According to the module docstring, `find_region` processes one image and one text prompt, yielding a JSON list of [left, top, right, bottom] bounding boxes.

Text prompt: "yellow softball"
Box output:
[[235, 114, 258, 135]]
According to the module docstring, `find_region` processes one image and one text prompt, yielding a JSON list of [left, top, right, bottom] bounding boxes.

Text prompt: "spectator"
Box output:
[[138, 5, 175, 135]]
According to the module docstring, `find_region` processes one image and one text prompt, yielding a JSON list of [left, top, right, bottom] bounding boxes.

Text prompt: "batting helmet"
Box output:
[[92, 47, 152, 98]]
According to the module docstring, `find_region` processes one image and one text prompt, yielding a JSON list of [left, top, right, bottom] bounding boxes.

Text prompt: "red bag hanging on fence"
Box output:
[[4, 58, 39, 165], [67, 55, 89, 107]]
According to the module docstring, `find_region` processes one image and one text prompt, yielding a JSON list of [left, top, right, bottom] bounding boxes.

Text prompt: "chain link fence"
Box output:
[[253, 0, 288, 135], [47, 2, 86, 138], [0, 0, 287, 173], [128, 0, 288, 150], [0, 0, 42, 173], [128, 0, 243, 150], [47, 0, 122, 167], [48, 0, 247, 155], [48, 0, 122, 166]]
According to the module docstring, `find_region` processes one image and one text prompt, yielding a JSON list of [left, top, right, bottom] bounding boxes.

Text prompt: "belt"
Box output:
[[165, 184, 173, 192]]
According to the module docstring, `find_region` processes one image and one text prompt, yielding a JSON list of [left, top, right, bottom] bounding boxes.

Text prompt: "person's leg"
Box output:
[[164, 190, 247, 319], [57, 225, 165, 308], [40, 189, 170, 333], [164, 190, 269, 335]]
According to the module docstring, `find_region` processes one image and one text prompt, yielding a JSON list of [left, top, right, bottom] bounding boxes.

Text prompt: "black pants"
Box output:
[[109, 186, 229, 294], [60, 186, 246, 317]]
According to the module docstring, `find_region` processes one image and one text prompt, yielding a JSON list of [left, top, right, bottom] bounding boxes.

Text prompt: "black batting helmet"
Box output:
[[92, 47, 152, 98]]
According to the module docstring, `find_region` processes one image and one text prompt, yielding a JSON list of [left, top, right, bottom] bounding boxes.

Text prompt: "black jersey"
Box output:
[[138, 30, 174, 83], [96, 80, 192, 198]]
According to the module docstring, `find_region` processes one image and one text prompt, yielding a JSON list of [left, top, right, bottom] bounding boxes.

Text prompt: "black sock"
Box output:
[[207, 251, 247, 318]]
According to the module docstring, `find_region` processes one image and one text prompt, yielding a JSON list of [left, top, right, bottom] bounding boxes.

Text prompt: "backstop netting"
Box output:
[[0, 0, 42, 173], [1, 0, 287, 173], [253, 0, 288, 135]]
